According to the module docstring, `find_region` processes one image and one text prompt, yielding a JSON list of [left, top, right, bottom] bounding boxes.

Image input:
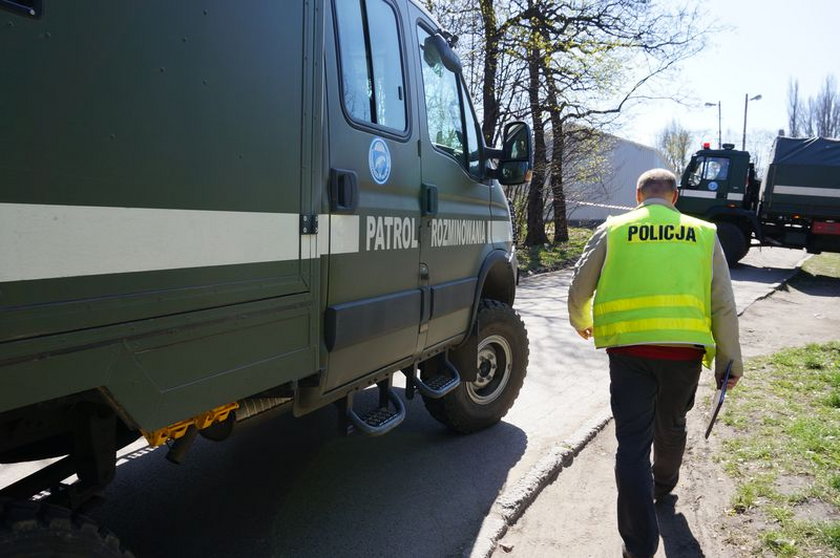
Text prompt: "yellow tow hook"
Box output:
[[141, 402, 239, 464]]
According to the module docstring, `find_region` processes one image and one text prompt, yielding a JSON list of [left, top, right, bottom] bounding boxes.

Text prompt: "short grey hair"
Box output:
[[636, 168, 677, 197]]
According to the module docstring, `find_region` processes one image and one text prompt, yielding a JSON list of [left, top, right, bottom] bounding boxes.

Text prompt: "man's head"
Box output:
[[636, 168, 678, 204]]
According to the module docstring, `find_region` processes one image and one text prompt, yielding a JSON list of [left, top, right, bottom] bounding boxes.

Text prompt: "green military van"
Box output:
[[0, 0, 531, 553]]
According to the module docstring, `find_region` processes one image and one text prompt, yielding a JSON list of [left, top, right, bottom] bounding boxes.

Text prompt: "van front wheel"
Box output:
[[421, 300, 529, 433], [716, 222, 749, 266]]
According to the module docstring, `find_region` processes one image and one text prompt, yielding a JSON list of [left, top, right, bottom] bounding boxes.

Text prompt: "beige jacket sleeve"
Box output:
[[711, 237, 743, 378], [567, 224, 607, 331]]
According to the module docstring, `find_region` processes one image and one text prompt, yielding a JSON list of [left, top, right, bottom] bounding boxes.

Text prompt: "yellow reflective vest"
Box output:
[[593, 204, 717, 368]]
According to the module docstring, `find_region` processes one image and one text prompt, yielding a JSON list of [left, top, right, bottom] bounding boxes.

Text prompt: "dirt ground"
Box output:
[[492, 270, 840, 558]]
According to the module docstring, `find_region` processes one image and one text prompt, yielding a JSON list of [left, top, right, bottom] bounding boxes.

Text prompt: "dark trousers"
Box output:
[[608, 353, 702, 558]]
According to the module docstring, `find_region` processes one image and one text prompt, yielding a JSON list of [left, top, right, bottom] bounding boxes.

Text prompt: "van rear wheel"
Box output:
[[0, 499, 134, 558], [421, 300, 529, 433]]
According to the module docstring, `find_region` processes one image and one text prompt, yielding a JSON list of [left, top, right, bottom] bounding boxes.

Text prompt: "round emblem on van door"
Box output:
[[708, 181, 719, 191], [369, 137, 391, 185]]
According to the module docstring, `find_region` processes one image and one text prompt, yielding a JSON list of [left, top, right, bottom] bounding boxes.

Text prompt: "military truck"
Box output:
[[0, 1, 532, 554], [676, 137, 840, 265]]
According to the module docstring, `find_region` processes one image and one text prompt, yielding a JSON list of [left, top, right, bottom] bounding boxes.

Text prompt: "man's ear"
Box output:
[[636, 189, 643, 204], [671, 189, 679, 205]]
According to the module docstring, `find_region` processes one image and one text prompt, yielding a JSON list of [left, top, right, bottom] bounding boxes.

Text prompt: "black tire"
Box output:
[[716, 222, 749, 266], [421, 299, 529, 433], [0, 499, 134, 558]]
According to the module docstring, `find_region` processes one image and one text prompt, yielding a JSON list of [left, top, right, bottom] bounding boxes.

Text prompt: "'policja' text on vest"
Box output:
[[627, 224, 697, 243]]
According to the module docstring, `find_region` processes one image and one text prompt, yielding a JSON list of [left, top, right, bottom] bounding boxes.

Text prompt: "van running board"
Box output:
[[403, 357, 460, 399], [344, 379, 405, 437]]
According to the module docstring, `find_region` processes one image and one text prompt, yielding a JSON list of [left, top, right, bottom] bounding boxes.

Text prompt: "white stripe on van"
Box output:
[[491, 220, 514, 243], [679, 190, 718, 199], [329, 214, 360, 255], [773, 185, 840, 198], [727, 193, 744, 201], [0, 203, 301, 282], [2, 205, 513, 282]]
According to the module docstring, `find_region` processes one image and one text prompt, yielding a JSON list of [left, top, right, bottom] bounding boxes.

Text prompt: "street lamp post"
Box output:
[[705, 101, 721, 148], [742, 93, 762, 151]]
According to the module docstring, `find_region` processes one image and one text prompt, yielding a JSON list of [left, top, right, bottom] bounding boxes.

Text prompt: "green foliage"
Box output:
[[516, 227, 592, 274], [800, 253, 840, 279], [761, 531, 798, 557], [721, 342, 840, 557], [428, 0, 711, 248], [824, 522, 840, 550]]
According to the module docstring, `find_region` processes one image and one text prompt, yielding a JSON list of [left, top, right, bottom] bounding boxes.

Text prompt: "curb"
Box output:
[[468, 411, 613, 558]]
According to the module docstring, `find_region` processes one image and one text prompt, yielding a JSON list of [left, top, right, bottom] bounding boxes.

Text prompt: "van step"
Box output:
[[404, 357, 460, 399], [345, 380, 405, 437]]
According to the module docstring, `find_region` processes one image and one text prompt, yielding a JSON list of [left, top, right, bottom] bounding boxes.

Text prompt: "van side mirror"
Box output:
[[423, 34, 462, 74], [497, 122, 533, 185]]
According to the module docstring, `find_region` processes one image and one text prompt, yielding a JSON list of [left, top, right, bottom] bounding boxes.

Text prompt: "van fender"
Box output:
[[454, 248, 516, 354], [448, 249, 516, 381]]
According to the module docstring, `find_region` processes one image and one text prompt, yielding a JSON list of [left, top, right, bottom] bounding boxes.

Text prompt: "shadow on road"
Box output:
[[788, 273, 840, 298], [92, 389, 527, 558], [656, 495, 705, 558], [730, 263, 797, 284]]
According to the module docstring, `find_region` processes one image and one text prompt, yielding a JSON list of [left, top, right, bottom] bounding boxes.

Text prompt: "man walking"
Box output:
[[567, 168, 742, 558]]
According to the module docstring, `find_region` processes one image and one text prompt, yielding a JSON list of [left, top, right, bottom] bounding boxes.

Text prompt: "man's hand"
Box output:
[[716, 374, 740, 390], [576, 327, 592, 340]]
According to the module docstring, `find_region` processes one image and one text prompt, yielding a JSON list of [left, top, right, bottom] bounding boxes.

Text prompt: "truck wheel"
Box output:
[[421, 300, 529, 434], [0, 499, 134, 558], [716, 222, 749, 266]]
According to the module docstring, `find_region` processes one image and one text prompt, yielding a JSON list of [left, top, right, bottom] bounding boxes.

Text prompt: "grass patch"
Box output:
[[721, 342, 840, 557], [800, 252, 840, 280], [516, 227, 593, 275]]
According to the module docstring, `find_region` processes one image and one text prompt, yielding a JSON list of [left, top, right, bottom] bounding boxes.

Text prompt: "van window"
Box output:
[[461, 80, 482, 175], [701, 157, 729, 180], [417, 26, 482, 176], [686, 156, 730, 189], [334, 0, 406, 132]]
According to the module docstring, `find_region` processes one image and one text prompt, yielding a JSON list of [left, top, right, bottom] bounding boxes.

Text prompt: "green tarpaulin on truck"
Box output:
[[762, 137, 840, 219], [771, 137, 840, 166]]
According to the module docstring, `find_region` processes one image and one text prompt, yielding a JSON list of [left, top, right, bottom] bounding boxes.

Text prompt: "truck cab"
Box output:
[[677, 143, 760, 264], [677, 138, 840, 265], [679, 144, 756, 214]]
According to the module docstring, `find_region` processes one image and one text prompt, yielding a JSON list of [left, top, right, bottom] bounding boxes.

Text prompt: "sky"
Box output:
[[618, 0, 840, 159]]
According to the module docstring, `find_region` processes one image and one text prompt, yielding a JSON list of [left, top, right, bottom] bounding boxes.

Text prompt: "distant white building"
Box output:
[[565, 134, 671, 225]]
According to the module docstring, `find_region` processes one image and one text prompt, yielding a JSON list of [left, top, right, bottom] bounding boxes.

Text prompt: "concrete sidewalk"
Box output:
[[490, 254, 840, 558], [468, 247, 809, 558]]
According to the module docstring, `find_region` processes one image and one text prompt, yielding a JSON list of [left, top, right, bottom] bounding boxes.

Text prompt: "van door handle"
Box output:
[[422, 183, 438, 216], [329, 168, 358, 212]]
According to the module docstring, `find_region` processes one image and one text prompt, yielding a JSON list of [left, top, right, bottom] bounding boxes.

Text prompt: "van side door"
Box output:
[[411, 14, 493, 351], [322, 0, 422, 391]]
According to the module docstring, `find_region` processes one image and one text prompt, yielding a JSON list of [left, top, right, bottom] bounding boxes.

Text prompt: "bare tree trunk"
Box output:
[[478, 0, 500, 145], [524, 37, 548, 246], [787, 79, 802, 137], [550, 130, 568, 243], [545, 77, 569, 243]]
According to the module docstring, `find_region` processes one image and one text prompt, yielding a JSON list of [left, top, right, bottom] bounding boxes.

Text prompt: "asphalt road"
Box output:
[[0, 247, 807, 558]]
